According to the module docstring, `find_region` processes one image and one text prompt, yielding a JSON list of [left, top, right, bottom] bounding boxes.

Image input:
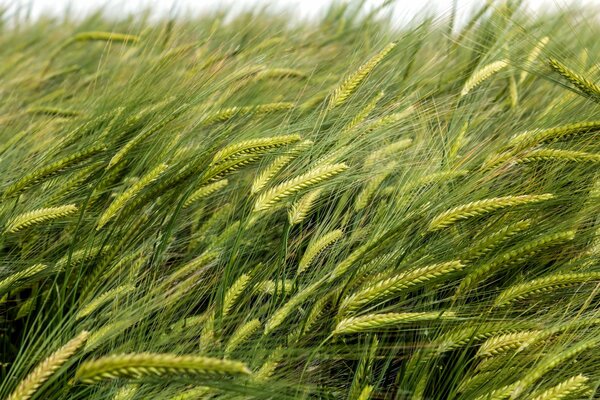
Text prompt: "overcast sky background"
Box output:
[[4, 0, 600, 25]]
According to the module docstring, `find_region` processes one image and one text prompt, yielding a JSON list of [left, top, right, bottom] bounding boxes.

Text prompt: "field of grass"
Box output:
[[0, 1, 599, 399]]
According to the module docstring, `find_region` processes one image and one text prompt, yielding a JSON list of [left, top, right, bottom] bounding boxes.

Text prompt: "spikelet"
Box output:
[[108, 103, 189, 169], [6, 331, 89, 400], [75, 353, 251, 383], [298, 229, 343, 274], [4, 145, 106, 197], [265, 280, 321, 334], [462, 219, 532, 263], [494, 272, 600, 306], [529, 375, 589, 400], [73, 31, 140, 43], [334, 311, 456, 335], [224, 319, 261, 356], [211, 134, 301, 165], [328, 42, 397, 109], [356, 385, 374, 400], [477, 331, 542, 358], [355, 161, 397, 211], [201, 102, 294, 125], [428, 194, 553, 231], [456, 230, 576, 297], [97, 163, 168, 229], [113, 384, 139, 400], [339, 261, 464, 315], [507, 121, 600, 151], [5, 204, 78, 233], [518, 36, 549, 83], [548, 58, 600, 101], [340, 91, 385, 136], [255, 163, 348, 211], [510, 339, 597, 398], [168, 387, 211, 400], [0, 264, 48, 295], [516, 148, 600, 163], [76, 285, 135, 320], [288, 188, 323, 225], [461, 60, 508, 96], [222, 274, 251, 317], [183, 179, 228, 208], [251, 140, 313, 194]]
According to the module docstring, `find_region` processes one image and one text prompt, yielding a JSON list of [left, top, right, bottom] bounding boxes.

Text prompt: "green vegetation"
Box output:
[[0, 1, 599, 399]]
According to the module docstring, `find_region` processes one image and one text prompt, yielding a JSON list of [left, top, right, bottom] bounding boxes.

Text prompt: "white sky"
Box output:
[[4, 0, 600, 24]]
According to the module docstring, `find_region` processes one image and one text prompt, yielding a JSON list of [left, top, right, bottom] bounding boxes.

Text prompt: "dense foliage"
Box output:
[[0, 2, 599, 399]]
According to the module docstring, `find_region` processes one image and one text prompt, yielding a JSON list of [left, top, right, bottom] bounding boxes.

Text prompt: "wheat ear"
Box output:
[[5, 204, 78, 233], [339, 261, 464, 315], [75, 353, 251, 383], [494, 272, 600, 306], [334, 311, 456, 335], [298, 229, 343, 274], [328, 42, 397, 109], [461, 60, 508, 96], [255, 163, 348, 211], [428, 194, 553, 231], [548, 58, 600, 101], [97, 163, 168, 229], [6, 331, 89, 400]]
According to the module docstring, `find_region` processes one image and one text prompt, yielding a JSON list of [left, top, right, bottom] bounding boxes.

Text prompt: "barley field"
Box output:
[[0, 1, 599, 399]]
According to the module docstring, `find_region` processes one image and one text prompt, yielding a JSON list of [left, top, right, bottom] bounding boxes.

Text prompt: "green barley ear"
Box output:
[[462, 219, 532, 263], [5, 204, 78, 233], [461, 60, 508, 96], [518, 36, 549, 84], [4, 145, 106, 198], [356, 385, 373, 400], [529, 375, 589, 400], [222, 274, 251, 318], [333, 311, 456, 335], [340, 91, 385, 136], [76, 284, 136, 320], [339, 261, 464, 315], [25, 106, 81, 117], [108, 103, 189, 169], [6, 331, 89, 400], [428, 194, 553, 231], [548, 58, 600, 102], [201, 102, 294, 125], [476, 331, 542, 358], [255, 163, 348, 212], [97, 163, 168, 229], [184, 179, 228, 208], [298, 229, 343, 275], [74, 353, 251, 383], [515, 148, 600, 164], [506, 121, 600, 151], [211, 134, 301, 165], [264, 280, 321, 334], [251, 140, 313, 194], [494, 272, 600, 306], [287, 188, 323, 225], [328, 42, 397, 110], [112, 384, 139, 400], [73, 31, 140, 43], [355, 161, 397, 211], [224, 319, 262, 356], [0, 264, 48, 296], [456, 230, 576, 298]]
